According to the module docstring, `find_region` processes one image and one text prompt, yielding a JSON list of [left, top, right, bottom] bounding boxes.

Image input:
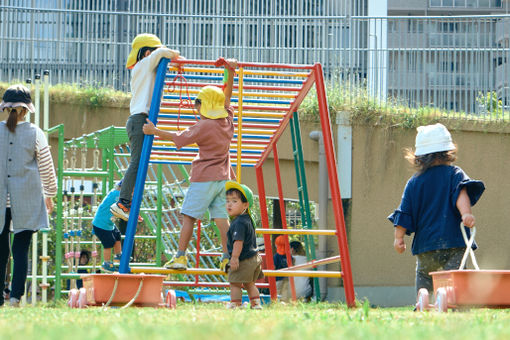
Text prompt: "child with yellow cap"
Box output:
[[143, 58, 238, 271], [110, 34, 180, 222], [224, 181, 263, 309]]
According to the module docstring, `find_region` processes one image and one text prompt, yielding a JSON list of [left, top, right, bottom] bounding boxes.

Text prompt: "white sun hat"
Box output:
[[415, 123, 455, 156]]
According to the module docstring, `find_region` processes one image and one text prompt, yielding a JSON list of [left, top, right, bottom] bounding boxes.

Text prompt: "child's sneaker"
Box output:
[[164, 256, 187, 270], [113, 254, 133, 263], [110, 202, 130, 221], [226, 301, 242, 309], [101, 261, 116, 273], [9, 297, 20, 307], [219, 258, 229, 272], [251, 303, 263, 310]]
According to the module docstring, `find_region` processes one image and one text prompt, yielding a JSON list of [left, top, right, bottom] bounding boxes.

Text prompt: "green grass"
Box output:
[[1, 302, 510, 340]]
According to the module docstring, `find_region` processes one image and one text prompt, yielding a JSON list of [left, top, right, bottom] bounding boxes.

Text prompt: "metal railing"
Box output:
[[1, 1, 509, 117]]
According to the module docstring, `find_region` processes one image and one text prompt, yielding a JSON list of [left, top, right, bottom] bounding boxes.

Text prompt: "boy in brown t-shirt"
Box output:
[[143, 58, 237, 270]]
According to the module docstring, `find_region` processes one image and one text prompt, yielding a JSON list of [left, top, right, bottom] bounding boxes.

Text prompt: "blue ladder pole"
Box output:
[[119, 58, 170, 274]]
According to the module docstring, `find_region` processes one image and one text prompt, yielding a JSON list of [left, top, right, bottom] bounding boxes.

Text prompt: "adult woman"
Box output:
[[0, 84, 57, 307]]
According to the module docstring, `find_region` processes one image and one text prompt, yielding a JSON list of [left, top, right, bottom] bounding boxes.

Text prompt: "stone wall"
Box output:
[[39, 104, 510, 301]]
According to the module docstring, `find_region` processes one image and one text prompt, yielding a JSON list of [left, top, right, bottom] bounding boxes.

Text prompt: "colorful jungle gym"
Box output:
[[43, 58, 355, 307]]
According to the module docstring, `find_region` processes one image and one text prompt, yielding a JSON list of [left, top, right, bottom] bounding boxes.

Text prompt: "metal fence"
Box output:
[[1, 1, 509, 117]]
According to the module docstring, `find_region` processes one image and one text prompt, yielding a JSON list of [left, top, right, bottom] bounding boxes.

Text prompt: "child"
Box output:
[[289, 241, 312, 300], [94, 181, 125, 272], [142, 58, 238, 270], [273, 235, 288, 297], [110, 33, 180, 221], [225, 181, 263, 309], [388, 123, 485, 296], [67, 250, 90, 289]]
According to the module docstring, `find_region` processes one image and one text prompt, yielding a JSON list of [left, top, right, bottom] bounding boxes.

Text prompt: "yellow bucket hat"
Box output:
[[196, 86, 228, 119], [126, 33, 163, 69]]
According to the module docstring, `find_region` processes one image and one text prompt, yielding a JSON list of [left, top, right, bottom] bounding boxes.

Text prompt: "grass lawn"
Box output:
[[1, 301, 510, 340]]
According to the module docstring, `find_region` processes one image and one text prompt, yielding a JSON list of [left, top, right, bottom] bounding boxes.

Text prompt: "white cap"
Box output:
[[415, 123, 455, 156]]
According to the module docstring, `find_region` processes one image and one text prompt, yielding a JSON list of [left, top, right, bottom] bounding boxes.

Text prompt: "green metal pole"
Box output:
[[47, 124, 64, 300], [290, 114, 321, 301], [156, 164, 163, 266], [107, 126, 115, 191], [178, 164, 190, 185]]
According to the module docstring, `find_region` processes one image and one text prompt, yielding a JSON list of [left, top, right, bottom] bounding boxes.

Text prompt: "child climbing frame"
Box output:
[[121, 58, 355, 307]]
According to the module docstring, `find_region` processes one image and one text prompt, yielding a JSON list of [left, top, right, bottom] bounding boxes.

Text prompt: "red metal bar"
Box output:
[[255, 72, 317, 168], [161, 101, 289, 112], [256, 165, 278, 300], [151, 151, 261, 161], [232, 105, 289, 112], [314, 63, 355, 308], [172, 58, 314, 70], [165, 81, 301, 92], [273, 145, 297, 301], [157, 120, 280, 130], [153, 137, 270, 146]]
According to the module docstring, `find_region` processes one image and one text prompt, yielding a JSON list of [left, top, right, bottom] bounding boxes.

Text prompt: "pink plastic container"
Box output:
[[82, 273, 165, 307], [431, 269, 510, 308]]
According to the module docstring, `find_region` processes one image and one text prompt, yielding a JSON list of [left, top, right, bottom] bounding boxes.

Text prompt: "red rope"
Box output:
[[166, 66, 198, 131]]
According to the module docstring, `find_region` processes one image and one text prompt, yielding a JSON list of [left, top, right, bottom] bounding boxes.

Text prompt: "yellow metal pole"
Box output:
[[131, 267, 342, 278], [263, 270, 342, 278], [255, 228, 336, 236], [236, 67, 243, 182]]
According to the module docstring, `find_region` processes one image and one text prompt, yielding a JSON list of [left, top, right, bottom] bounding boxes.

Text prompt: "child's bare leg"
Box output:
[[177, 214, 196, 253], [113, 241, 122, 255], [230, 282, 243, 306], [213, 218, 229, 254], [245, 282, 261, 307], [103, 248, 113, 262]]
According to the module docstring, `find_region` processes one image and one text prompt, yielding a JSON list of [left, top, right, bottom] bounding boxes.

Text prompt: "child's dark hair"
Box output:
[[290, 241, 306, 256], [226, 188, 247, 203], [405, 148, 457, 174], [136, 46, 157, 62], [6, 107, 25, 133], [80, 250, 91, 262]]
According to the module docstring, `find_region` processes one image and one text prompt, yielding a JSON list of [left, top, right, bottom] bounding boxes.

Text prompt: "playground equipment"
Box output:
[[416, 225, 510, 312], [91, 57, 356, 307], [55, 57, 355, 307], [47, 123, 229, 301]]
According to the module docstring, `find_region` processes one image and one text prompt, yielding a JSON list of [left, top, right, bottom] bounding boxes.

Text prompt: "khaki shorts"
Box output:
[[228, 254, 264, 283]]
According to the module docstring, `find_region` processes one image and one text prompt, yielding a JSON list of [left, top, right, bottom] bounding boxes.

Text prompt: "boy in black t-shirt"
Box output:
[[225, 181, 263, 309]]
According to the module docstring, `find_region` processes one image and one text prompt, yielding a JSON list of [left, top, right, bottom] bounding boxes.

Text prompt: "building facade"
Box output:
[[0, 0, 509, 115]]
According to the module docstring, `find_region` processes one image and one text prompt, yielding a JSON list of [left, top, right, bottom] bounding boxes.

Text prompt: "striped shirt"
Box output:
[[6, 122, 57, 206]]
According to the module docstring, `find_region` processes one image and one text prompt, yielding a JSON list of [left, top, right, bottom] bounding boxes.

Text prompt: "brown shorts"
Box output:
[[228, 254, 264, 283]]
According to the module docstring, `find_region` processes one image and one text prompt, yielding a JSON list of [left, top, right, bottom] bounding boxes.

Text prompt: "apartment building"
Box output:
[[385, 0, 510, 113]]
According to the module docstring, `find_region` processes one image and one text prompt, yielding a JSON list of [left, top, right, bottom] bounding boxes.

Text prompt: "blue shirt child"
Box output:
[[93, 188, 120, 231], [388, 165, 485, 255]]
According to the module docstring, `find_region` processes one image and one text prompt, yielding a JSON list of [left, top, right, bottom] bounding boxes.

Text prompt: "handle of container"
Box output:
[[459, 224, 480, 270]]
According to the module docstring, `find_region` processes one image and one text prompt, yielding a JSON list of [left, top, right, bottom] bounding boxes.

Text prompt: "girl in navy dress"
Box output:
[[388, 123, 485, 295]]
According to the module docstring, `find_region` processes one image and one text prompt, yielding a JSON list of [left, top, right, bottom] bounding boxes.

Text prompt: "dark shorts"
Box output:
[[93, 225, 121, 249]]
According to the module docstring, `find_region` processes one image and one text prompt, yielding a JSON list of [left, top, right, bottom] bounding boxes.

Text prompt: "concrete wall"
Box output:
[[38, 104, 510, 305]]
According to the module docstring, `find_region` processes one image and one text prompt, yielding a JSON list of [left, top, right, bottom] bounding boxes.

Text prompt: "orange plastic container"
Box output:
[[431, 270, 510, 307], [82, 273, 165, 307]]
